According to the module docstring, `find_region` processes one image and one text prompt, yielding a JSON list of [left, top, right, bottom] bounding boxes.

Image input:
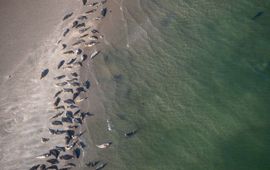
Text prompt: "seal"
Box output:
[[50, 111, 64, 120], [96, 163, 107, 170], [81, 54, 88, 61], [71, 72, 79, 77], [46, 165, 58, 170], [60, 154, 74, 160], [63, 88, 74, 93], [63, 50, 74, 54], [63, 28, 70, 37], [54, 75, 66, 80], [82, 0, 87, 5], [80, 33, 89, 38], [40, 68, 49, 79], [51, 120, 63, 126], [72, 39, 85, 46], [86, 161, 99, 167], [83, 80, 90, 89], [101, 8, 107, 17], [57, 60, 65, 69], [47, 159, 59, 164], [63, 12, 73, 21], [49, 149, 60, 158], [41, 137, 50, 143], [54, 97, 61, 107], [96, 141, 112, 149], [64, 99, 75, 104], [78, 15, 87, 20], [76, 23, 86, 28], [125, 129, 137, 137], [29, 164, 40, 170], [90, 50, 100, 59], [54, 90, 63, 98], [76, 48, 83, 55], [67, 58, 77, 65], [72, 20, 79, 28], [73, 148, 81, 158]]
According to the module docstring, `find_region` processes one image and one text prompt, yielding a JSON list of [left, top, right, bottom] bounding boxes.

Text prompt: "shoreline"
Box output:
[[0, 0, 117, 170]]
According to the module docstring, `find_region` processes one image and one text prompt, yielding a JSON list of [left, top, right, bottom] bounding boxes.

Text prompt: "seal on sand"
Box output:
[[40, 69, 49, 79]]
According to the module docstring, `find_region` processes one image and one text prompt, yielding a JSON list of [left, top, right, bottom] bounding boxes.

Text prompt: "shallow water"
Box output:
[[87, 0, 270, 170]]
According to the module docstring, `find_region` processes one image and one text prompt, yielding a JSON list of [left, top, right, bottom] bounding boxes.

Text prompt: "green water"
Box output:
[[90, 0, 270, 169]]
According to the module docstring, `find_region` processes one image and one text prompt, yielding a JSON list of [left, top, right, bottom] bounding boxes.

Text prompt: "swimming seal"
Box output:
[[125, 129, 137, 137], [252, 11, 264, 20], [40, 69, 49, 79], [95, 163, 107, 170]]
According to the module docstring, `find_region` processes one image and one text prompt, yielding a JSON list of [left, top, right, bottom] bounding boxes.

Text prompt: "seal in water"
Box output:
[[252, 11, 264, 20], [96, 141, 112, 149], [63, 28, 70, 37], [40, 69, 49, 79], [125, 129, 137, 137], [57, 60, 65, 69], [95, 163, 107, 170], [63, 12, 73, 21]]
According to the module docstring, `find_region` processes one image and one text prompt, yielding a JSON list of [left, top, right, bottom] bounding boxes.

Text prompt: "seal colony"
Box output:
[[29, 0, 112, 170]]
